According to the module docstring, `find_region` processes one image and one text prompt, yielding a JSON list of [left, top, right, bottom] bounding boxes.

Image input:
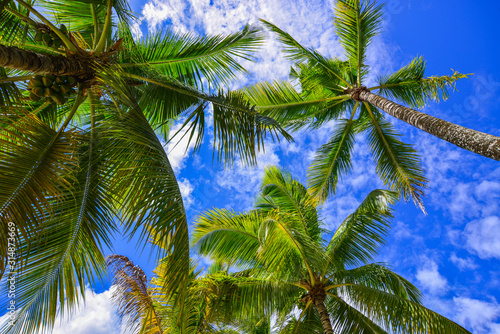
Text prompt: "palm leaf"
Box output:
[[324, 189, 397, 269], [240, 80, 351, 129], [0, 121, 116, 334], [0, 111, 78, 275], [107, 255, 164, 334], [362, 103, 427, 210], [307, 117, 358, 202], [334, 0, 384, 84], [260, 19, 351, 88], [121, 24, 263, 88], [340, 284, 471, 333], [193, 209, 262, 269], [326, 294, 388, 334], [375, 56, 470, 109]]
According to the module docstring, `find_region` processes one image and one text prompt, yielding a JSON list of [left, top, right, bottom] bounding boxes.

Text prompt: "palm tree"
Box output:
[[107, 254, 276, 334], [241, 0, 500, 209], [192, 166, 472, 334], [0, 1, 290, 333]]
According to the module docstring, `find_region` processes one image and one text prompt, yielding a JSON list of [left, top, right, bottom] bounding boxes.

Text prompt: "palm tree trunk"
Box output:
[[0, 44, 89, 76], [358, 90, 500, 161], [313, 299, 334, 334]]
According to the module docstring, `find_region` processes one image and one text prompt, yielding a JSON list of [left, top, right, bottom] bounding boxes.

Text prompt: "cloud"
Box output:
[[178, 177, 195, 209], [140, 0, 346, 85], [449, 252, 478, 271], [416, 260, 448, 295], [465, 216, 500, 259], [454, 297, 500, 334], [165, 120, 199, 173], [215, 140, 280, 210], [51, 288, 119, 334]]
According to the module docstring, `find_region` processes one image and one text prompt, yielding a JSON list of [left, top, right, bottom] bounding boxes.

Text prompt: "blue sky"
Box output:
[[4, 0, 500, 333]]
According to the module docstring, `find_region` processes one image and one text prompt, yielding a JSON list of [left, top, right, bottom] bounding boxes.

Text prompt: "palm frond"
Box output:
[[362, 103, 427, 210], [334, 0, 384, 84], [119, 71, 291, 166], [307, 117, 358, 202], [340, 284, 471, 333], [340, 263, 421, 303], [240, 80, 351, 129], [121, 24, 263, 88], [192, 209, 262, 269], [256, 166, 321, 242], [375, 56, 471, 108], [98, 72, 190, 299], [324, 189, 397, 269], [107, 255, 164, 334], [0, 110, 78, 275], [326, 295, 389, 334]]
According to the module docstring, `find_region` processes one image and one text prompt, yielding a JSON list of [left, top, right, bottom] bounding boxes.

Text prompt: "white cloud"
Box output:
[[416, 260, 448, 295], [140, 0, 345, 85], [165, 120, 199, 173], [465, 216, 500, 259], [215, 140, 280, 210], [178, 177, 195, 208], [454, 297, 500, 334], [450, 252, 478, 271], [51, 288, 119, 334]]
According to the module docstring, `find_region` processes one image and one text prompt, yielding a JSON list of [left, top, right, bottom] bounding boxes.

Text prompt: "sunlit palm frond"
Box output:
[[240, 80, 351, 130], [107, 255, 164, 334], [0, 111, 79, 275], [375, 56, 471, 109], [325, 189, 397, 269], [118, 70, 291, 166], [341, 284, 471, 333], [334, 0, 384, 84], [340, 263, 421, 303], [121, 25, 263, 88], [260, 19, 351, 88], [193, 209, 262, 269], [362, 103, 427, 210], [1, 122, 117, 334], [256, 166, 321, 242], [325, 295, 388, 334], [307, 117, 358, 202], [97, 73, 190, 300]]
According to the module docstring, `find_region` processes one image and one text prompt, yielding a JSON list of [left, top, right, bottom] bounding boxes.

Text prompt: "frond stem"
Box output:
[[94, 0, 113, 54]]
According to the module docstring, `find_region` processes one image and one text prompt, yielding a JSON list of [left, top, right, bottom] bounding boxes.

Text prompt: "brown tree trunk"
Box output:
[[358, 90, 500, 161], [313, 298, 334, 334], [0, 44, 89, 76]]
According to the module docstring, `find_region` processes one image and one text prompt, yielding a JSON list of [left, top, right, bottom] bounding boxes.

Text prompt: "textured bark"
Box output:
[[359, 90, 500, 161], [314, 299, 334, 334], [0, 44, 90, 76]]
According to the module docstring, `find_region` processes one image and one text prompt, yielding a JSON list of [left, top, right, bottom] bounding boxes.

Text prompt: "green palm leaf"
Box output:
[[121, 25, 263, 88], [374, 56, 470, 109], [325, 189, 397, 269], [362, 103, 427, 210], [341, 284, 471, 333], [334, 0, 384, 84], [307, 117, 358, 202]]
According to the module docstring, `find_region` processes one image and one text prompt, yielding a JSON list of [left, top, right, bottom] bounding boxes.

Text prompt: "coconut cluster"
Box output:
[[28, 74, 77, 105], [34, 24, 68, 49]]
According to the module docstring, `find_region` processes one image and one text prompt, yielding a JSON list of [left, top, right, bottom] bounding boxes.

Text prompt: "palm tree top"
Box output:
[[239, 0, 494, 213], [192, 165, 471, 333]]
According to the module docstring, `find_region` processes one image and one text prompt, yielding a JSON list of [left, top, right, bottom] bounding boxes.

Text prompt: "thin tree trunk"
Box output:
[[314, 299, 334, 334], [359, 90, 500, 161], [0, 44, 89, 76]]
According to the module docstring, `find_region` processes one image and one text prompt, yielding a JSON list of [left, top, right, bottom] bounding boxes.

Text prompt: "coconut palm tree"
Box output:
[[192, 166, 471, 334], [107, 254, 278, 334], [0, 1, 290, 333], [241, 0, 500, 209]]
